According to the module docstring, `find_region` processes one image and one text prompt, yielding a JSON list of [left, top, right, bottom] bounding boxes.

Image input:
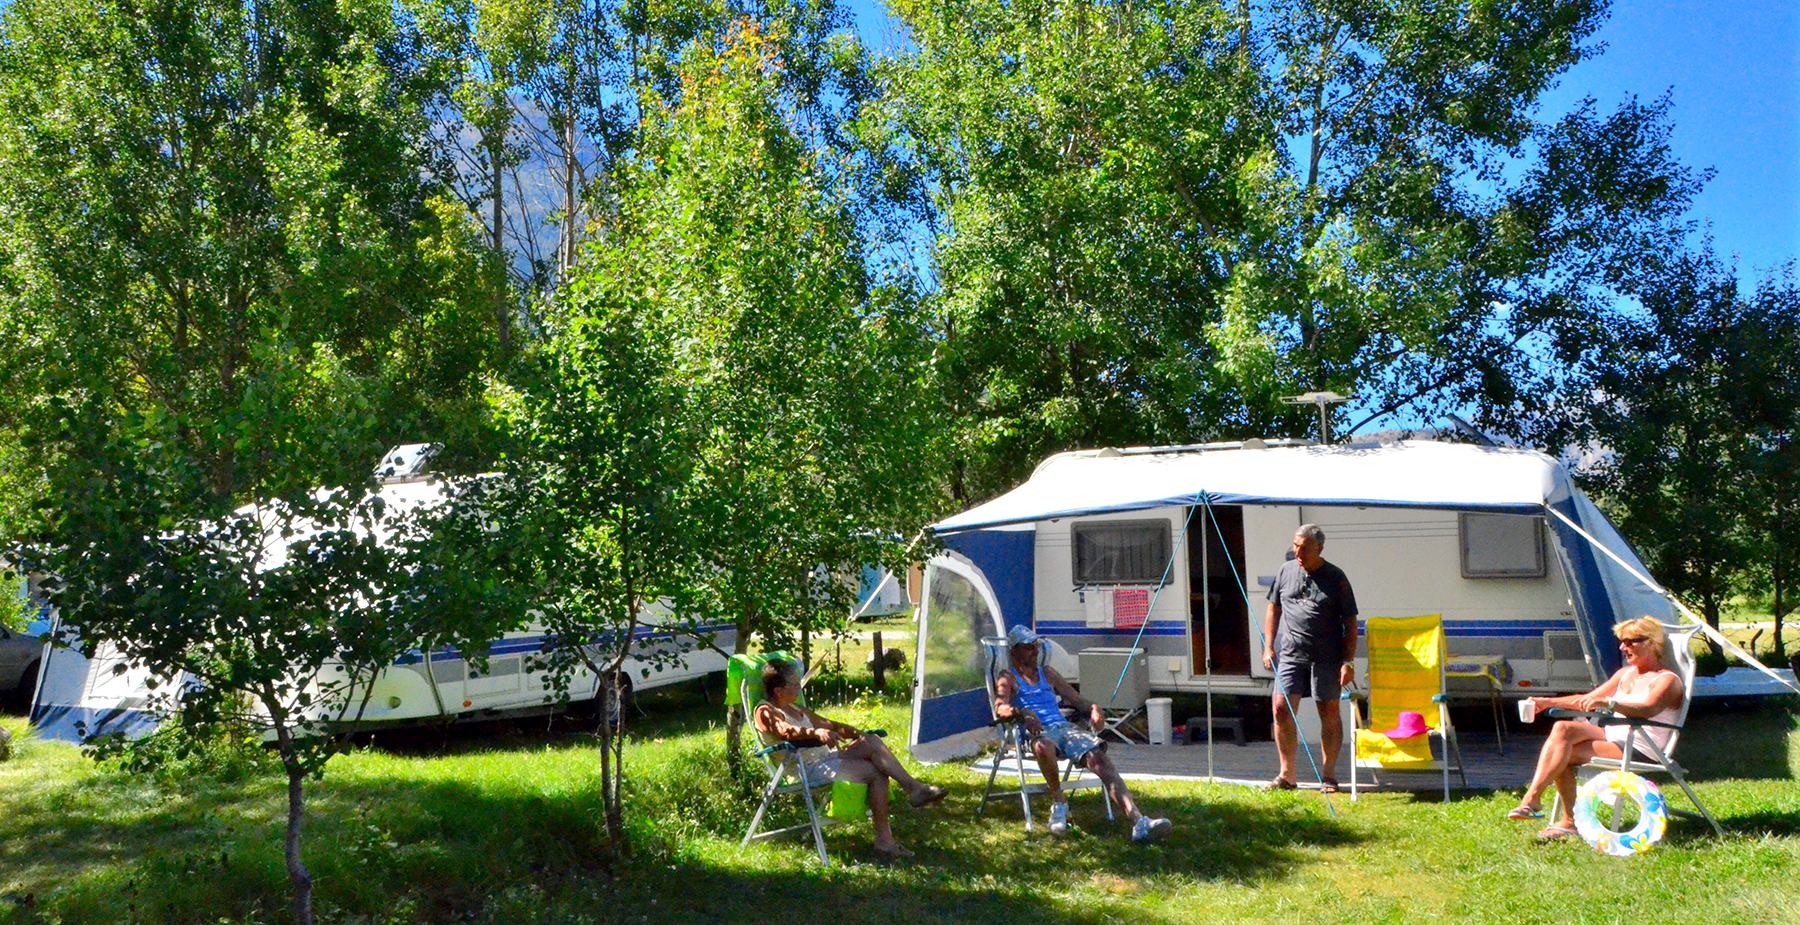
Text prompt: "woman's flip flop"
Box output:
[[1507, 805, 1543, 820], [1535, 823, 1578, 841], [910, 784, 949, 808]]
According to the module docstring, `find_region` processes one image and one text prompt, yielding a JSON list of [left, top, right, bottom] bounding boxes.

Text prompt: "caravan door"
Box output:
[[908, 553, 1005, 763], [1189, 504, 1253, 676]]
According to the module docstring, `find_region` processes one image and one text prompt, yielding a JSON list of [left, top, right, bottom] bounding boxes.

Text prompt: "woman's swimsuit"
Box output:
[[1604, 668, 1680, 759]]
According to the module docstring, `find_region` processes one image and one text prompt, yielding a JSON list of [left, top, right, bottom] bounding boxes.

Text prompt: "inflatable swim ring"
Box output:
[[1573, 770, 1666, 856]]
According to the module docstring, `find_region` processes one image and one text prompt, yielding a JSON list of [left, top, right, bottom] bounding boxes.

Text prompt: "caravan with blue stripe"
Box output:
[[24, 446, 739, 743], [910, 439, 1677, 762]]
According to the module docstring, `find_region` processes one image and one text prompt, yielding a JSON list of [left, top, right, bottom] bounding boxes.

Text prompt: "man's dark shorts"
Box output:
[[1273, 655, 1341, 702]]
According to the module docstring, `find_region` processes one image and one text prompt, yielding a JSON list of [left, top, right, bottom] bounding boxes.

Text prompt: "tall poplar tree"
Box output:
[[876, 0, 1702, 501]]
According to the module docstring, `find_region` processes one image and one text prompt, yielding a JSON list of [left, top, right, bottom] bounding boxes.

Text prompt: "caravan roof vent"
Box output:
[[375, 443, 439, 483]]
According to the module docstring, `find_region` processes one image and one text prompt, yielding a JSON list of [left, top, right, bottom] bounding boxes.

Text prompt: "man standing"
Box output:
[[1262, 524, 1358, 792]]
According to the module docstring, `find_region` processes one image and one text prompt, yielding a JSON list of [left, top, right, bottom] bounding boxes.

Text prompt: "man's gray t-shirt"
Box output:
[[1266, 558, 1358, 664]]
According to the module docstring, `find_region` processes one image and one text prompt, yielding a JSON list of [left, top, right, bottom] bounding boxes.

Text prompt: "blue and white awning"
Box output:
[[934, 441, 1571, 534]]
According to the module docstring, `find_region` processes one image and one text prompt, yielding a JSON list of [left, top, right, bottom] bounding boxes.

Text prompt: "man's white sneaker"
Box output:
[[1132, 815, 1172, 843], [1047, 800, 1070, 834]]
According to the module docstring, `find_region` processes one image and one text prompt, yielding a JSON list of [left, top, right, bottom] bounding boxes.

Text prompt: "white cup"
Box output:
[[1516, 698, 1537, 723]]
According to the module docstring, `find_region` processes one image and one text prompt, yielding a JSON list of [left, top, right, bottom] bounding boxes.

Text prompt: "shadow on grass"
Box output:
[[1676, 701, 1798, 782], [307, 772, 1367, 925]]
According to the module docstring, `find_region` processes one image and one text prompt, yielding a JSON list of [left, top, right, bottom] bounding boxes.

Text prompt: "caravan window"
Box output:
[[1459, 513, 1545, 578], [921, 567, 992, 698], [1072, 519, 1171, 585]]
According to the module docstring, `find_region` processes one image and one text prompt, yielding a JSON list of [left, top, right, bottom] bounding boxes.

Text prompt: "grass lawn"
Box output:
[[2, 677, 1798, 925]]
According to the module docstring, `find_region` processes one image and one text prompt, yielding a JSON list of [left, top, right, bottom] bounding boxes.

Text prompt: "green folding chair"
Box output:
[[727, 652, 839, 864]]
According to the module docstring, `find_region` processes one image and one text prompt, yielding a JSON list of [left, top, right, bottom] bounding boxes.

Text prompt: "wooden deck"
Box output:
[[972, 731, 1545, 795]]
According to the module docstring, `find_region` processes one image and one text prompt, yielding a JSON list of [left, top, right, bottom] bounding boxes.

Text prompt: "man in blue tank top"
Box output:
[[1261, 524, 1359, 793], [994, 625, 1172, 841]]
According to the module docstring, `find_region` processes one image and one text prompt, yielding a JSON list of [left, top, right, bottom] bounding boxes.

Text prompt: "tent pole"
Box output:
[[1545, 504, 1800, 696], [1202, 495, 1215, 783]]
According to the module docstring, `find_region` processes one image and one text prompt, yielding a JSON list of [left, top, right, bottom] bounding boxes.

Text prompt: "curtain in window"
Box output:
[[1073, 521, 1168, 584]]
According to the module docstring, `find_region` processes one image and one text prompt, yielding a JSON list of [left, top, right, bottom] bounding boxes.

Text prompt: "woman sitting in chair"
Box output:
[[1507, 616, 1684, 840], [753, 659, 947, 858]]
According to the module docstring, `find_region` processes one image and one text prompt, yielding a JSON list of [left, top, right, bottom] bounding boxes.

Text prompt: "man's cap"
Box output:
[[1006, 625, 1040, 648]]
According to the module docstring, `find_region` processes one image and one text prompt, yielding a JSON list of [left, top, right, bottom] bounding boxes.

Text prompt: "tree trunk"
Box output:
[[270, 717, 314, 925], [597, 672, 626, 851], [871, 630, 885, 691], [725, 611, 753, 770], [490, 93, 511, 353], [1774, 475, 1789, 659]]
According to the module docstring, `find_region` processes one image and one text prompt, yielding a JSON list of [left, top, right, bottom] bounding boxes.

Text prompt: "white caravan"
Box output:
[[910, 439, 1679, 760], [28, 447, 732, 742]]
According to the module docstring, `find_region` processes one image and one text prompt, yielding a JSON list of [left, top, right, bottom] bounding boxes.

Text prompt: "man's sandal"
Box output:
[[1262, 777, 1298, 791], [1319, 778, 1341, 794]]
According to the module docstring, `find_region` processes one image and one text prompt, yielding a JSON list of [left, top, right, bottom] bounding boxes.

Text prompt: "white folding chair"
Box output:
[[1549, 624, 1723, 837], [974, 636, 1112, 830]]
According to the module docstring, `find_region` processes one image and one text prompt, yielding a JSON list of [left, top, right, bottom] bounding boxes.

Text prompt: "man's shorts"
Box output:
[[1273, 655, 1342, 703], [1036, 722, 1104, 762]]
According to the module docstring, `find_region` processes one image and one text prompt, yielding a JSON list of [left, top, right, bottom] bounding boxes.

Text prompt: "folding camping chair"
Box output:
[[974, 636, 1113, 830], [728, 652, 840, 865], [1349, 615, 1467, 801], [1548, 624, 1724, 837]]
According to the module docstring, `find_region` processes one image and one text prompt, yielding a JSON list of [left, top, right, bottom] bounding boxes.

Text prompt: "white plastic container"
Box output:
[[1146, 696, 1173, 745], [1517, 698, 1537, 723]]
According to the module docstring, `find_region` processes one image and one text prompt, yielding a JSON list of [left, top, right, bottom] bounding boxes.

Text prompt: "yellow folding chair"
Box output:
[[1349, 615, 1466, 800]]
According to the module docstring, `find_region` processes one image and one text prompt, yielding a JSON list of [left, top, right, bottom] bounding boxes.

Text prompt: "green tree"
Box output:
[[537, 19, 938, 759], [1734, 268, 1800, 659], [0, 0, 508, 504], [471, 302, 701, 851], [0, 0, 507, 920], [1536, 247, 1775, 643], [440, 0, 867, 299], [876, 0, 1702, 501]]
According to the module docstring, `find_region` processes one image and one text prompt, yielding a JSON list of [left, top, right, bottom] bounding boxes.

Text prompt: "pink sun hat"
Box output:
[[1382, 710, 1430, 739]]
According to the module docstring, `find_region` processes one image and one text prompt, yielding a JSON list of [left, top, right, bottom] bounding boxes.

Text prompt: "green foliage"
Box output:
[[91, 712, 280, 785], [1529, 250, 1800, 638], [567, 20, 940, 650], [0, 1, 513, 921], [0, 0, 508, 512], [469, 19, 942, 847], [876, 0, 1703, 499]]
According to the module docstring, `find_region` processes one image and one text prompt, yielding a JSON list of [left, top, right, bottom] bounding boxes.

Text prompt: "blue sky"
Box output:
[[1540, 0, 1799, 283], [843, 0, 1800, 284]]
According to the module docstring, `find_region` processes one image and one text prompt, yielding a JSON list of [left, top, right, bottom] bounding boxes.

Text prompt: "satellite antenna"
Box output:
[[1279, 391, 1349, 444]]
